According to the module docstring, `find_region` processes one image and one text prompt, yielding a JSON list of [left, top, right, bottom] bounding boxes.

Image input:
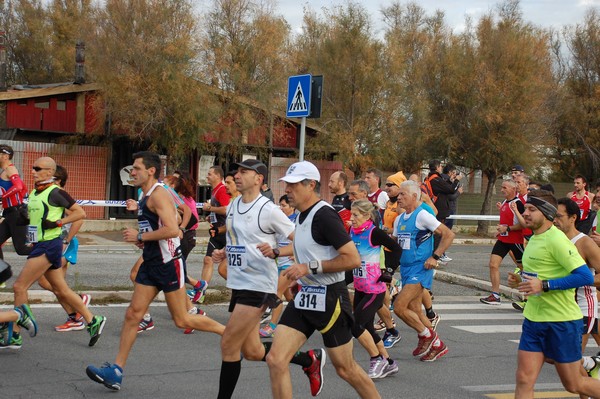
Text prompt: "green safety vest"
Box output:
[[28, 185, 63, 242]]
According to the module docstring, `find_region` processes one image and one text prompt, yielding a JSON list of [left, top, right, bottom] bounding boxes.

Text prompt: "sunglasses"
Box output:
[[32, 166, 51, 172], [385, 183, 396, 187]]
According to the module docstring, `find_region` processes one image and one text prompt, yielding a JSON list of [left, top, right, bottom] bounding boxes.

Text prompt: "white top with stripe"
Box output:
[[225, 194, 295, 293], [572, 232, 598, 319], [294, 201, 344, 286]]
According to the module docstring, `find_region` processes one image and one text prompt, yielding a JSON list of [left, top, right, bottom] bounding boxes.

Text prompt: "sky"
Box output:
[[275, 0, 600, 35]]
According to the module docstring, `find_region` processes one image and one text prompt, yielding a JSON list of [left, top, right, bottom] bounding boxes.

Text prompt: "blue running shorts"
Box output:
[[519, 318, 583, 363], [28, 237, 63, 269]]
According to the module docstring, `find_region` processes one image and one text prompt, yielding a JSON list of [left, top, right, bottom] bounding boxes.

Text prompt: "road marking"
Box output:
[[434, 303, 516, 310], [453, 325, 522, 333], [484, 392, 577, 398], [442, 313, 523, 320]]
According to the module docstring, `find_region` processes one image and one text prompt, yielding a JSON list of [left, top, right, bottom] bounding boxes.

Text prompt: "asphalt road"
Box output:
[[0, 244, 514, 296], [0, 296, 577, 399]]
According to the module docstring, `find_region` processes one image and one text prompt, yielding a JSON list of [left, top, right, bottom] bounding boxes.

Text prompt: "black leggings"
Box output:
[[351, 290, 385, 343], [0, 206, 32, 259]]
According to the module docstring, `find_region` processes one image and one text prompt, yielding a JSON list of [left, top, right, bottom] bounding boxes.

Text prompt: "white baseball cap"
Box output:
[[278, 161, 321, 183]]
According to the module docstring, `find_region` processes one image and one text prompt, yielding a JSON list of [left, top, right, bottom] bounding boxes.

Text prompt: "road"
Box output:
[[0, 244, 515, 295], [0, 294, 583, 399]]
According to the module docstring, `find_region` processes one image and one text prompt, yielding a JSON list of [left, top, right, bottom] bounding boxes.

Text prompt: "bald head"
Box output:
[[409, 174, 420, 183], [37, 157, 56, 171]]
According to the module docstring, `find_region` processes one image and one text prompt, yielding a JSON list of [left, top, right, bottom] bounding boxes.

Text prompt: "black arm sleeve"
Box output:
[[370, 228, 402, 272], [48, 189, 76, 209], [516, 200, 525, 214], [312, 206, 352, 249]]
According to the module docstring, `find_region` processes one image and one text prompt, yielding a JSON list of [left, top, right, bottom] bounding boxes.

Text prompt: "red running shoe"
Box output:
[[412, 329, 437, 357], [303, 348, 326, 396]]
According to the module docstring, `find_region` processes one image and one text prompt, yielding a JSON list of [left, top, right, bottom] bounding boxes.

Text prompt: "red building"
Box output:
[[0, 82, 340, 219]]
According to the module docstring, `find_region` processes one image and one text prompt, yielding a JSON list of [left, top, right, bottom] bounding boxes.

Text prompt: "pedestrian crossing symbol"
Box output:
[[287, 74, 312, 118], [289, 82, 308, 113]]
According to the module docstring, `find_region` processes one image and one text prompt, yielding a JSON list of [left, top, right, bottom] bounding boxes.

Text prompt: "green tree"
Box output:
[[292, 2, 386, 175], [199, 0, 291, 162], [86, 0, 214, 158], [438, 0, 555, 232], [548, 9, 600, 181], [381, 1, 451, 173]]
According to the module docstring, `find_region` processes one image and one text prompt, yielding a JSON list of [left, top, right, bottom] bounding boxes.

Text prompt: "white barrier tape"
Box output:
[[447, 215, 499, 221], [75, 200, 205, 209]]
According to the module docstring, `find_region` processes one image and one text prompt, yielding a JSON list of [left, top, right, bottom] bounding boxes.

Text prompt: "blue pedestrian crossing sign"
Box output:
[[287, 74, 312, 118]]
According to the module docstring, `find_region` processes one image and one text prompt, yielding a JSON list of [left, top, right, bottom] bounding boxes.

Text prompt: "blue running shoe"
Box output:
[[15, 304, 37, 337], [383, 331, 401, 349], [86, 362, 123, 390], [0, 322, 12, 345], [0, 331, 22, 350]]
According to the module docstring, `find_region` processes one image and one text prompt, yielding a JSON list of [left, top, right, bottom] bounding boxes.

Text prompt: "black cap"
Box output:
[[233, 159, 268, 179], [0, 145, 14, 156], [511, 165, 524, 172]]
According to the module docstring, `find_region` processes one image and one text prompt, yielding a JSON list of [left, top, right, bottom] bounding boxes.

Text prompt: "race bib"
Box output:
[[353, 261, 368, 279], [209, 212, 217, 224], [27, 225, 38, 243], [226, 245, 248, 270], [398, 233, 411, 250], [138, 220, 153, 234], [294, 285, 326, 312]]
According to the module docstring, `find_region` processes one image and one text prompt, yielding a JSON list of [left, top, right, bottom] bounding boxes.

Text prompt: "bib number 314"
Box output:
[[294, 285, 326, 312]]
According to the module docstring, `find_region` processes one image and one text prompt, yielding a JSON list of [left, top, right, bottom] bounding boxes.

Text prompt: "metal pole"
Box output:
[[299, 117, 306, 161]]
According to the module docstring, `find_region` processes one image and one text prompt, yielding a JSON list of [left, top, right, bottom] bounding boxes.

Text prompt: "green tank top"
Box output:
[[28, 185, 63, 242]]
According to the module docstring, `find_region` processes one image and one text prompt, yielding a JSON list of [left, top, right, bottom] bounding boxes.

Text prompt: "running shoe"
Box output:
[[183, 307, 207, 334], [303, 348, 326, 397], [367, 356, 387, 379], [80, 293, 92, 306], [439, 254, 452, 262], [86, 362, 123, 391], [87, 315, 106, 347], [512, 301, 525, 312], [480, 294, 501, 305], [382, 331, 402, 349], [412, 329, 437, 357], [587, 355, 600, 379], [16, 304, 38, 337], [379, 359, 399, 378], [259, 322, 276, 338], [55, 317, 85, 332], [192, 280, 207, 303], [0, 331, 22, 350], [429, 313, 441, 331], [260, 308, 272, 324], [420, 340, 448, 362], [137, 315, 154, 333], [0, 322, 13, 345]]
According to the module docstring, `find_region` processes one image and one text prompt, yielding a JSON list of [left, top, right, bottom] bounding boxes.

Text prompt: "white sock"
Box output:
[[419, 328, 431, 338], [143, 313, 151, 321], [583, 356, 596, 371]]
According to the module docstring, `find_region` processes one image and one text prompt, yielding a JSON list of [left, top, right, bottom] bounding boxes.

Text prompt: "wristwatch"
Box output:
[[542, 280, 550, 292], [272, 248, 280, 259], [506, 226, 511, 232], [432, 253, 440, 261], [309, 260, 319, 275], [137, 232, 143, 243]]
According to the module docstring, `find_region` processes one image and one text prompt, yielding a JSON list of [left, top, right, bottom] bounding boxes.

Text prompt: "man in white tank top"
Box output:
[[211, 159, 317, 399], [266, 161, 381, 399], [554, 197, 600, 376]]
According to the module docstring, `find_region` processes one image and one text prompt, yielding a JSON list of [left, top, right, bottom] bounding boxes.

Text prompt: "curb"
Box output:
[[435, 270, 522, 301], [0, 288, 223, 304], [0, 273, 520, 304]]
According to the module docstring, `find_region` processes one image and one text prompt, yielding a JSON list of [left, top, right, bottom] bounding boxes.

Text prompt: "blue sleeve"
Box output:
[[549, 265, 593, 290]]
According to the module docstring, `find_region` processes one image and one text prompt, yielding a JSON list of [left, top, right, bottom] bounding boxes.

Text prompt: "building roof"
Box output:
[[0, 83, 100, 101]]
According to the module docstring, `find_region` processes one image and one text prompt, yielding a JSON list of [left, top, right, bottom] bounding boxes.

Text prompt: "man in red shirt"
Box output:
[[481, 180, 525, 305], [567, 174, 596, 234], [192, 166, 231, 302]]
